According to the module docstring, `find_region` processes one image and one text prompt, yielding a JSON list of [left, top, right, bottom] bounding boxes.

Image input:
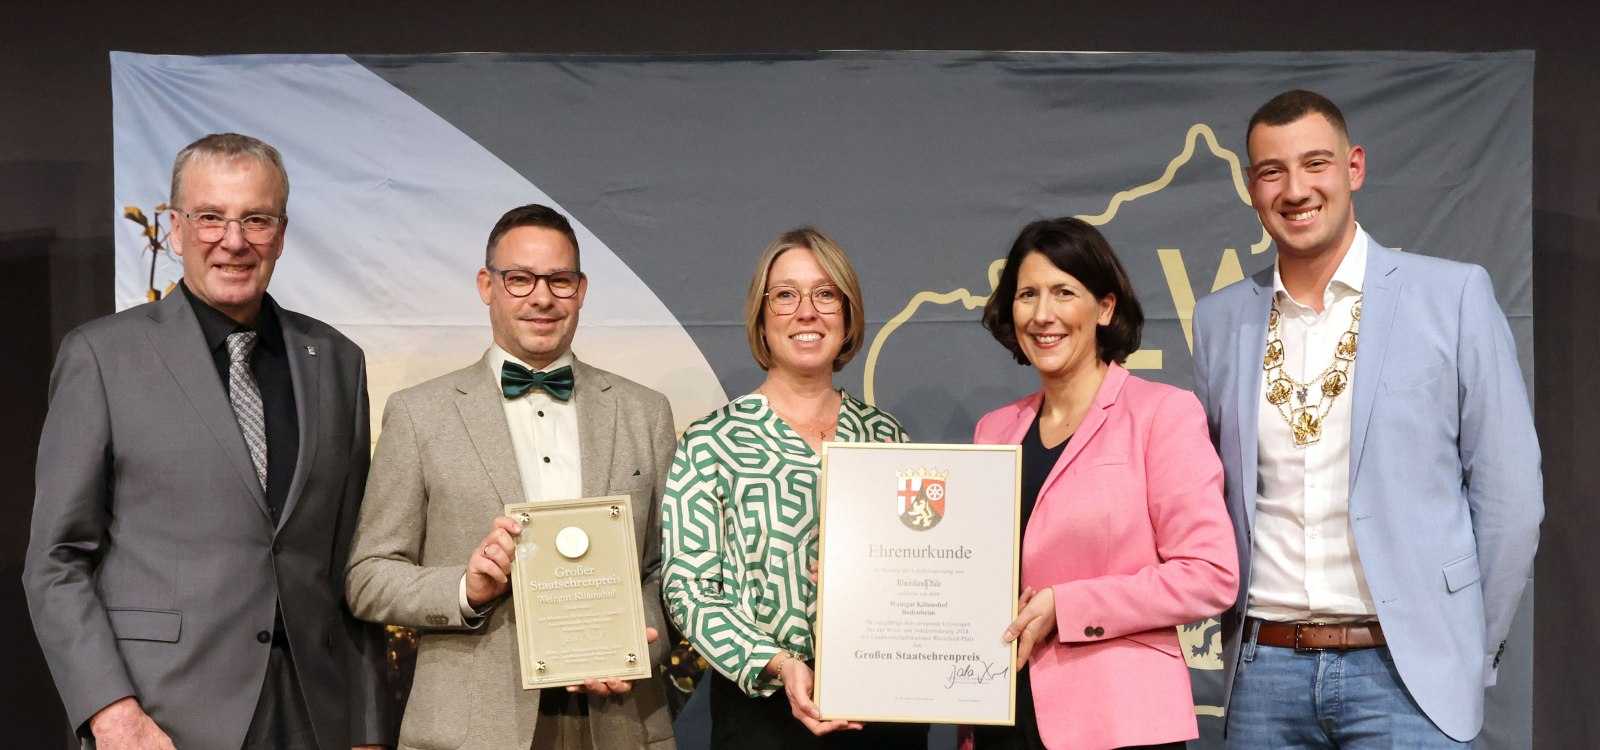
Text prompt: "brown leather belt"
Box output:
[[1251, 618, 1386, 651]]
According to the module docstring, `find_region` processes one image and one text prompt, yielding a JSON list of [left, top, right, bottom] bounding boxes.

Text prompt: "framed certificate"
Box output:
[[815, 443, 1021, 725], [504, 495, 652, 689]]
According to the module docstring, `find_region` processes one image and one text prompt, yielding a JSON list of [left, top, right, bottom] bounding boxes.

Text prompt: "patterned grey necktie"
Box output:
[[227, 331, 268, 490]]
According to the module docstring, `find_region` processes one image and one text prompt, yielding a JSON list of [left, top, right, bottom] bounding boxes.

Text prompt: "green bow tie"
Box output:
[[501, 362, 574, 401]]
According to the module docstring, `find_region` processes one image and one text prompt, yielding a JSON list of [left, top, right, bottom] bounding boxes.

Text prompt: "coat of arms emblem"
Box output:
[[896, 467, 948, 530]]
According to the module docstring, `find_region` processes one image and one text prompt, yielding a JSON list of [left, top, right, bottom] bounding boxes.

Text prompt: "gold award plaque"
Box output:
[[505, 495, 651, 689]]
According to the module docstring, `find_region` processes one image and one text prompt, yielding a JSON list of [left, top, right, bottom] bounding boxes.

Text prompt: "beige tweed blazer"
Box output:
[[347, 352, 676, 750]]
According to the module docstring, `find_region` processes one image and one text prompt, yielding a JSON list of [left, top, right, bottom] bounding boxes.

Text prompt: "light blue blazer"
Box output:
[[1190, 241, 1543, 741]]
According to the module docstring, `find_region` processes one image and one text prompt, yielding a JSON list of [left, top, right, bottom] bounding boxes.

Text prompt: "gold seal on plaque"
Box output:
[[555, 526, 590, 559]]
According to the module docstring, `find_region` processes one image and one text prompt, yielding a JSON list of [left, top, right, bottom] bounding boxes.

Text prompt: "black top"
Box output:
[[1019, 410, 1070, 545], [181, 281, 299, 520], [973, 410, 1071, 750]]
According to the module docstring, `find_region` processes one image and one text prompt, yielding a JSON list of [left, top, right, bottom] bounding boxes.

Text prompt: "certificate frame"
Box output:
[[504, 494, 652, 690], [814, 442, 1021, 725]]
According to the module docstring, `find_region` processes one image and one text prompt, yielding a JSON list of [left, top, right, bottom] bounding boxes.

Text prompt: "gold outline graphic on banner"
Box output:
[[862, 123, 1269, 406]]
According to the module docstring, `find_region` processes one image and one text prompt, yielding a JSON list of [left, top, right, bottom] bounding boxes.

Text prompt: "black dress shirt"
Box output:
[[180, 282, 299, 520]]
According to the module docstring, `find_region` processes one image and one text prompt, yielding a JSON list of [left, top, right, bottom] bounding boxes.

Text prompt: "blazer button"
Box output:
[[1093, 627, 1105, 637], [1084, 626, 1095, 637], [257, 630, 272, 644], [272, 542, 283, 554]]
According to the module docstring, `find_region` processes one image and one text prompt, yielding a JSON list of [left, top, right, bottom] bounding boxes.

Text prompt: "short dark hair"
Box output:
[[485, 204, 580, 269], [1247, 89, 1350, 148], [982, 217, 1143, 366]]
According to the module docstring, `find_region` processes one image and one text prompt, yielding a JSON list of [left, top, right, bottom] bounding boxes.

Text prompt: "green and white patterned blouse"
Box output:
[[662, 390, 909, 697]]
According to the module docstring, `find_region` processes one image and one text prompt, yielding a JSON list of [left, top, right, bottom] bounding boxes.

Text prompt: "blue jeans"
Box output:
[[1226, 627, 1471, 749]]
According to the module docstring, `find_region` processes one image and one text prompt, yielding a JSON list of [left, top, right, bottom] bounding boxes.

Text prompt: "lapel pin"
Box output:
[[305, 345, 317, 356]]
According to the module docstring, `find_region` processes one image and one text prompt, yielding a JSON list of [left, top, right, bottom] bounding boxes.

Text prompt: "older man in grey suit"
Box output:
[[346, 204, 676, 750], [23, 134, 390, 749]]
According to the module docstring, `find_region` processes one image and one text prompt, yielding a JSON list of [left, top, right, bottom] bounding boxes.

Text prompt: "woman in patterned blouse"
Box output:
[[662, 228, 928, 749]]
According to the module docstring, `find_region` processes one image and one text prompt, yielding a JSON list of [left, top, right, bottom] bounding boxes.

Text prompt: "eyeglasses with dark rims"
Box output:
[[487, 266, 584, 299]]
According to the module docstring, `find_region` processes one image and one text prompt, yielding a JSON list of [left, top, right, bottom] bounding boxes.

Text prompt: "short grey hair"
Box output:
[[169, 133, 290, 211]]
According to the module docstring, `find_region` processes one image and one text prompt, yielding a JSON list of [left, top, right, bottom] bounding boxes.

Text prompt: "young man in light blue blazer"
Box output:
[[1191, 90, 1543, 747]]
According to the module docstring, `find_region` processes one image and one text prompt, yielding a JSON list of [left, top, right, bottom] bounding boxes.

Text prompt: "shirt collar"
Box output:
[[488, 345, 575, 381], [179, 280, 284, 355], [1271, 223, 1369, 313]]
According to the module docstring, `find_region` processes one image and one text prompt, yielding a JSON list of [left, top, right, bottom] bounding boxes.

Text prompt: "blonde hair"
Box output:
[[744, 227, 867, 373]]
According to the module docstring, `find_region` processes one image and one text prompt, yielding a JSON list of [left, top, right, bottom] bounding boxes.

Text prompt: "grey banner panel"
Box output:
[[353, 50, 1533, 749]]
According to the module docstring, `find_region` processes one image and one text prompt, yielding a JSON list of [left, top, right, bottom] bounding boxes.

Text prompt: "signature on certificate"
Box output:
[[944, 660, 1010, 689]]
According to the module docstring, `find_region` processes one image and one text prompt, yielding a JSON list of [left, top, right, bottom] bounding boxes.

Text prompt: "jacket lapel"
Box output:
[[146, 293, 271, 519], [1347, 244, 1402, 491], [1233, 268, 1274, 534], [456, 353, 527, 507], [1035, 364, 1128, 499], [573, 359, 616, 499], [997, 393, 1043, 445], [276, 306, 319, 529]]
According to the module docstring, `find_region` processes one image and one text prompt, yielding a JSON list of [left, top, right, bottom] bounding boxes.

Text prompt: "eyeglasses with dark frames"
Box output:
[[488, 266, 584, 298]]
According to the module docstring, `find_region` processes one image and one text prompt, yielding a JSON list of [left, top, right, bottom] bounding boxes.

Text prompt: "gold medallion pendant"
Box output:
[[1262, 299, 1361, 447]]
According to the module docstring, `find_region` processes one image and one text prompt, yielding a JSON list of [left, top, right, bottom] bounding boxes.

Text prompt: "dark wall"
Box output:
[[3, 2, 1594, 747]]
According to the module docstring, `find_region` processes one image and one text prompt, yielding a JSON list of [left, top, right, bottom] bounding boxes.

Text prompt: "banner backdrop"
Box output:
[[111, 50, 1534, 748]]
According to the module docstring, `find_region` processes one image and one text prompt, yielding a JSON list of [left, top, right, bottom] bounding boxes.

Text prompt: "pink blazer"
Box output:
[[971, 364, 1238, 750]]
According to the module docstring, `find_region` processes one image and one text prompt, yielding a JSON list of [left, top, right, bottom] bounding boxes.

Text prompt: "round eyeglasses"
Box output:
[[764, 285, 844, 315], [488, 266, 584, 298], [178, 210, 283, 243]]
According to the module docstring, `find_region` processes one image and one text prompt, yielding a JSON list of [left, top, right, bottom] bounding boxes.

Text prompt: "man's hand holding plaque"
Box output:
[[499, 496, 655, 690], [467, 515, 523, 607], [467, 509, 656, 692]]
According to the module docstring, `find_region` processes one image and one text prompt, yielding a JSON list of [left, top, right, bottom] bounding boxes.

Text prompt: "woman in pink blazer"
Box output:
[[969, 218, 1239, 750]]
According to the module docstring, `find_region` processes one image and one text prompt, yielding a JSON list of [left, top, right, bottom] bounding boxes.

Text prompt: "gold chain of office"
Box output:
[[1262, 297, 1361, 447]]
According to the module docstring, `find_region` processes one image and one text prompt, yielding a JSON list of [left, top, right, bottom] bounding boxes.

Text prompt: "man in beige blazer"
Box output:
[[346, 204, 676, 750]]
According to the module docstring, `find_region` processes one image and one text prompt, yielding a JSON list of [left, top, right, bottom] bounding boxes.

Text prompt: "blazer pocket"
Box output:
[[323, 430, 353, 450], [613, 473, 654, 495], [400, 636, 474, 749], [1122, 628, 1182, 658], [106, 608, 181, 642], [1383, 359, 1446, 394], [1082, 454, 1129, 469], [1443, 551, 1482, 592]]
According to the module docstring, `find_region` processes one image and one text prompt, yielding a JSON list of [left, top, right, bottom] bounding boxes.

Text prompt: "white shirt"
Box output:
[[486, 346, 583, 504], [1248, 226, 1378, 623], [459, 347, 583, 617]]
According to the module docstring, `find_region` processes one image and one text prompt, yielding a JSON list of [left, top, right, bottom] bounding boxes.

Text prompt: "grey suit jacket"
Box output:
[[1191, 242, 1543, 740], [346, 353, 676, 750], [23, 290, 390, 748]]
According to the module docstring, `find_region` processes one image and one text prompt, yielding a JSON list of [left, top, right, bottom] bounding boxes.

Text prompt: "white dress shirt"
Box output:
[[1249, 227, 1378, 623], [487, 346, 583, 504], [459, 347, 583, 617]]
